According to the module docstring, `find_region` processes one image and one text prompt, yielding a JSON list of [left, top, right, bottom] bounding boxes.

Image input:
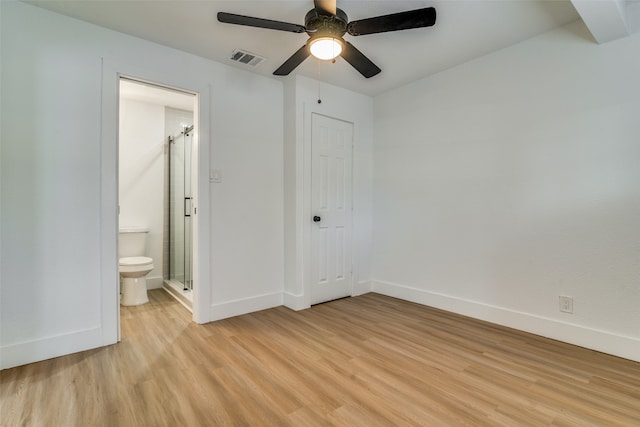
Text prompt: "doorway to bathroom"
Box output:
[[118, 77, 196, 312]]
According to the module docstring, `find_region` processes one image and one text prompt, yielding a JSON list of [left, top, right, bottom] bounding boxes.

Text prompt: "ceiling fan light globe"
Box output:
[[309, 37, 343, 60]]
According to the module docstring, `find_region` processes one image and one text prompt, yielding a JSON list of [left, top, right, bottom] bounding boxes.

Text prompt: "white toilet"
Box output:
[[119, 226, 154, 306]]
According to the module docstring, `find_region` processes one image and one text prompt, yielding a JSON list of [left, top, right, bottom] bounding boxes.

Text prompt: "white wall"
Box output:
[[0, 1, 284, 368], [208, 65, 284, 319], [372, 21, 640, 361], [283, 75, 374, 310], [119, 98, 165, 287]]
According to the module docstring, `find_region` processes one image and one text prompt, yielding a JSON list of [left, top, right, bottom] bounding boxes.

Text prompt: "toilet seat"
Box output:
[[119, 256, 154, 273], [119, 256, 153, 266]]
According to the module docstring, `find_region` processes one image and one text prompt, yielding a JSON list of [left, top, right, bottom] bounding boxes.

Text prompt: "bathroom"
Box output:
[[118, 78, 196, 310]]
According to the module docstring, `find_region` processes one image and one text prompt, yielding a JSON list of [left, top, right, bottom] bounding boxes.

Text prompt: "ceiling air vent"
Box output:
[[230, 49, 265, 67]]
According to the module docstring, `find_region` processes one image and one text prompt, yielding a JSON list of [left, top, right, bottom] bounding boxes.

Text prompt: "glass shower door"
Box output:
[[169, 126, 192, 291]]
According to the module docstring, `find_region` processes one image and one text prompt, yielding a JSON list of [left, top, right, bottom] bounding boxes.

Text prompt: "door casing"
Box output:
[[101, 58, 212, 348]]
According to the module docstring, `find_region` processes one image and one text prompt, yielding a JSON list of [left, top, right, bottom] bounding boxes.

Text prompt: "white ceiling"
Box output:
[[23, 1, 635, 96]]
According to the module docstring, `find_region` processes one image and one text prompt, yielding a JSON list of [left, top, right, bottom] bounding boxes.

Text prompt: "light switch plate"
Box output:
[[210, 168, 222, 183]]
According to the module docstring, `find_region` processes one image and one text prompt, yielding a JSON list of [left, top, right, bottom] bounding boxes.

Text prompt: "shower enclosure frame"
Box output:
[[167, 123, 194, 298]]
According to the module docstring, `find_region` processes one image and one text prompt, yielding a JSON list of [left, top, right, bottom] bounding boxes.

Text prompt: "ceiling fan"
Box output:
[[217, 0, 436, 78]]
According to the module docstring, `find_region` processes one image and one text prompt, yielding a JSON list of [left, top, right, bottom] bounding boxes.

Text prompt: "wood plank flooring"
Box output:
[[1, 290, 639, 426]]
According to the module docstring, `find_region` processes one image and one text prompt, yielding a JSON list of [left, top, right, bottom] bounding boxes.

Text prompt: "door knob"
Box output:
[[313, 216, 321, 222]]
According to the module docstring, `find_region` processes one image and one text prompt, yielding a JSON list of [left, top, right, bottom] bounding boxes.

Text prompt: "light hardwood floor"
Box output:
[[1, 290, 639, 426]]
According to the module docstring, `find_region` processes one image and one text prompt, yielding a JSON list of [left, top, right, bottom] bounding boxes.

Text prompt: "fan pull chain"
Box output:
[[317, 60, 322, 104]]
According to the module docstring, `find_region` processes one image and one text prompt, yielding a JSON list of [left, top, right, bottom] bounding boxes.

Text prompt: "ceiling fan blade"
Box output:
[[273, 45, 311, 76], [217, 12, 306, 33], [314, 0, 336, 16], [347, 7, 436, 36], [340, 42, 381, 78]]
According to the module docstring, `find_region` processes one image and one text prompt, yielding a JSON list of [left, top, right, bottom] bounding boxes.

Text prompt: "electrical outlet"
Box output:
[[559, 296, 573, 314]]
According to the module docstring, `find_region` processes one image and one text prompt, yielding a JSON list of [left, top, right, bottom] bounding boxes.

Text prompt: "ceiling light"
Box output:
[[309, 37, 344, 60]]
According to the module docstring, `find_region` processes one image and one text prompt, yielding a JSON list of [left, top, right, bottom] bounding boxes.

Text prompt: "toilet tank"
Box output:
[[119, 226, 150, 257]]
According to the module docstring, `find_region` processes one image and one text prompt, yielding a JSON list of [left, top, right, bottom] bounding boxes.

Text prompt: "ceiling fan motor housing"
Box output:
[[217, 4, 436, 78], [305, 8, 348, 38]]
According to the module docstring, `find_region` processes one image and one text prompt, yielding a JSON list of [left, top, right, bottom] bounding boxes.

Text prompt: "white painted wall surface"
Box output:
[[119, 98, 165, 287], [0, 1, 284, 368], [372, 21, 640, 361], [208, 65, 284, 319]]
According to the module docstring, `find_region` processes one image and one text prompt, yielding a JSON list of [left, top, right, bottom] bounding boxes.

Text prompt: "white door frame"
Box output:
[[302, 110, 355, 307], [100, 58, 211, 346]]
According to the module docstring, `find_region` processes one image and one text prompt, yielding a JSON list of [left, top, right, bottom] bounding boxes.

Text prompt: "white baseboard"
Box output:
[[0, 326, 104, 370], [372, 280, 640, 363], [284, 280, 373, 311], [209, 292, 283, 322], [283, 292, 310, 311], [146, 276, 163, 290], [353, 280, 372, 296]]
